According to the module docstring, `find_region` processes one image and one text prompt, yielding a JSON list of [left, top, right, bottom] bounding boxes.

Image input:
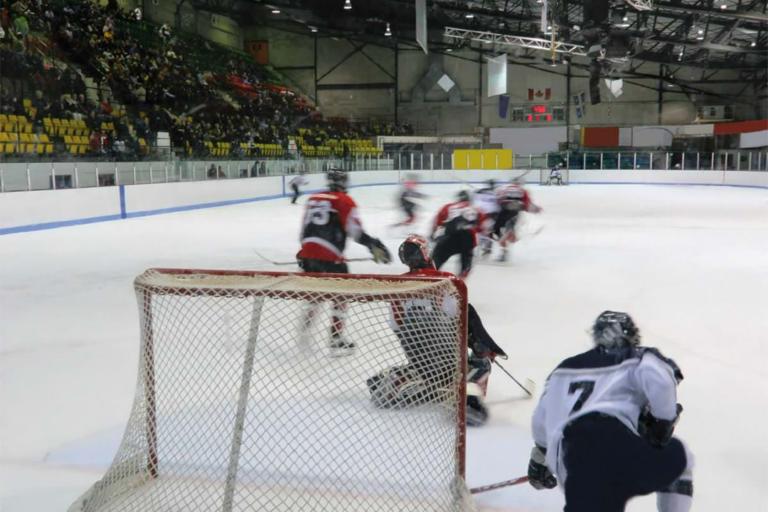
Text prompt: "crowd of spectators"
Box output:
[[0, 0, 414, 161]]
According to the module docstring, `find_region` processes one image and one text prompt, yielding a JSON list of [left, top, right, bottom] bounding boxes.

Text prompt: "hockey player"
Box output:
[[289, 171, 309, 204], [297, 168, 392, 356], [430, 190, 487, 278], [472, 179, 500, 257], [493, 179, 542, 262], [366, 235, 507, 426], [392, 175, 426, 227], [527, 311, 693, 512], [547, 163, 565, 186]]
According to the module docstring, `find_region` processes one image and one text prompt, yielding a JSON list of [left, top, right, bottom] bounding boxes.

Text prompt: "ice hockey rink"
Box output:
[[1, 181, 767, 512]]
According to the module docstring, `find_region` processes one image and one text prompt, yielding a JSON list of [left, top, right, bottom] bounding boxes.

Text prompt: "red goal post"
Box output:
[[70, 268, 474, 512]]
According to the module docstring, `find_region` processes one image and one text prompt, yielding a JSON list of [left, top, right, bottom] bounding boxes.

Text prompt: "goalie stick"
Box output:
[[254, 250, 374, 266], [470, 476, 529, 494], [493, 360, 535, 397]]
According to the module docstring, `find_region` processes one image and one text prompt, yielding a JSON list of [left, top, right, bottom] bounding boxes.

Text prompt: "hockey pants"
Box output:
[[562, 413, 692, 512]]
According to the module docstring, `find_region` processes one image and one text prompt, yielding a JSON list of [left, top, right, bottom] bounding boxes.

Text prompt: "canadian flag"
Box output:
[[528, 88, 552, 100]]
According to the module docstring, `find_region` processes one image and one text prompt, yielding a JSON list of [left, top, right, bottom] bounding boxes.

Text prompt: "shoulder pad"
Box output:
[[637, 347, 684, 383]]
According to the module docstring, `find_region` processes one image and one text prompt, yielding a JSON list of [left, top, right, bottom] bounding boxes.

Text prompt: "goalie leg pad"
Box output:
[[367, 366, 434, 409]]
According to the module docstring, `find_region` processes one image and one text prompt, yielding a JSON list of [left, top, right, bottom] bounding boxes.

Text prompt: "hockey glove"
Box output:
[[369, 238, 392, 263], [638, 403, 683, 448], [528, 446, 557, 490]]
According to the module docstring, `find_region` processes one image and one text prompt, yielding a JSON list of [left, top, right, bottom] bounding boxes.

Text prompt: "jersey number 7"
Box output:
[[568, 380, 595, 413]]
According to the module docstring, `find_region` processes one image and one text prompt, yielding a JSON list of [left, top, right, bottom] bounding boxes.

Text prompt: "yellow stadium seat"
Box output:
[[37, 143, 45, 154], [78, 145, 87, 155], [0, 133, 8, 143], [5, 143, 14, 154], [45, 143, 53, 153]]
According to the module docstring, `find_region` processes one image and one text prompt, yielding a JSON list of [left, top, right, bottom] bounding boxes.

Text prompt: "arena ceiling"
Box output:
[[192, 0, 767, 89]]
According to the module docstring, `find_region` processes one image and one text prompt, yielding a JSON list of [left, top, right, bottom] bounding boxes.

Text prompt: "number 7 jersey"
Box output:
[[298, 191, 364, 263], [531, 346, 682, 476]]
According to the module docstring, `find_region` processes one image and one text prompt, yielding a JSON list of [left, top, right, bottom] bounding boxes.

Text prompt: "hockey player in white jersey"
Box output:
[[472, 179, 500, 256], [527, 311, 693, 512]]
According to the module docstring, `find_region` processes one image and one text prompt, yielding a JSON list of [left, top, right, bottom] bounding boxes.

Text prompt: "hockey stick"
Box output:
[[469, 476, 529, 494], [493, 360, 535, 397], [254, 250, 374, 266]]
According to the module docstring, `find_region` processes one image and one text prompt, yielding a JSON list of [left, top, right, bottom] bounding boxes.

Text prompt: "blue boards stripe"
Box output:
[[119, 185, 127, 219]]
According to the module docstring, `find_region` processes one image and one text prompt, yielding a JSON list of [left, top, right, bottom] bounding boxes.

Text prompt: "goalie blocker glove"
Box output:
[[527, 445, 557, 490], [359, 233, 392, 264]]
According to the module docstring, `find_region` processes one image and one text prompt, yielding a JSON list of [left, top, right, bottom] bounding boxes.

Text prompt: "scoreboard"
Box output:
[[527, 104, 553, 122]]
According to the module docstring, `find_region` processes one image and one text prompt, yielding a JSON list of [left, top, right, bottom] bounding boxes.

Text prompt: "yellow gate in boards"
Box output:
[[453, 149, 513, 169]]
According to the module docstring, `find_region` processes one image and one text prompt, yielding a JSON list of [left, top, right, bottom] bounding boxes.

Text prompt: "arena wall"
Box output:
[[241, 26, 761, 133], [1, 169, 766, 235]]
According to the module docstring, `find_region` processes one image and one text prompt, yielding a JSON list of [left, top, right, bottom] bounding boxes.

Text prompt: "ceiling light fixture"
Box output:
[[446, 48, 453, 52], [465, 13, 474, 19], [720, 2, 727, 9], [271, 9, 280, 14], [310, 26, 318, 32], [384, 22, 392, 37], [344, 0, 352, 10], [750, 41, 756, 47]]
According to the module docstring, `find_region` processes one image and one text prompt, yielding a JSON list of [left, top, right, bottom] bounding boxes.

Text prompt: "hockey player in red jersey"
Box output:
[[297, 168, 391, 356], [366, 234, 507, 426], [430, 190, 488, 278], [493, 178, 542, 262]]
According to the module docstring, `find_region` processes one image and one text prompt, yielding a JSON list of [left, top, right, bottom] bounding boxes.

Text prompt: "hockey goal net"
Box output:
[[539, 167, 569, 185], [71, 268, 473, 512]]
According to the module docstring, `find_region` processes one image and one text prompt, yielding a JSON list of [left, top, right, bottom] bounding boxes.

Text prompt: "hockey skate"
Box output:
[[329, 335, 356, 357], [495, 248, 508, 263]]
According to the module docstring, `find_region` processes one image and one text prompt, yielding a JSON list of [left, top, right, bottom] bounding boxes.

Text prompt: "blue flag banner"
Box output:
[[498, 94, 510, 119]]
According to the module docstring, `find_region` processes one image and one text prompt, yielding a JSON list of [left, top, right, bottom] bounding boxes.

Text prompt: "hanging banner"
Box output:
[[487, 54, 507, 97], [498, 94, 510, 119], [415, 0, 428, 54]]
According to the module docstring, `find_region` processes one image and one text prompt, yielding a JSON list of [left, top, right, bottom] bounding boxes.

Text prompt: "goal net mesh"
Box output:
[[71, 269, 474, 512]]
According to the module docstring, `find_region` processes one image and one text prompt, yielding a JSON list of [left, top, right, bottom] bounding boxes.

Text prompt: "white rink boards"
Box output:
[[1, 182, 767, 511]]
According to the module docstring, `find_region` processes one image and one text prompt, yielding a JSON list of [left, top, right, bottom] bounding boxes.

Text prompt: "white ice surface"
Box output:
[[1, 183, 767, 511]]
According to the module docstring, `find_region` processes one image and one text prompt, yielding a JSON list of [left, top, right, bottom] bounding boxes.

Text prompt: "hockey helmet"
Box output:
[[592, 311, 641, 349], [486, 179, 496, 188], [398, 234, 433, 269], [327, 168, 348, 191], [457, 190, 471, 202]]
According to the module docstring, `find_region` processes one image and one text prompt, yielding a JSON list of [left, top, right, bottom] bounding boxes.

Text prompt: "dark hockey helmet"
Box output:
[[592, 311, 641, 349], [398, 234, 433, 269], [327, 168, 348, 191], [486, 179, 496, 188], [457, 190, 471, 202]]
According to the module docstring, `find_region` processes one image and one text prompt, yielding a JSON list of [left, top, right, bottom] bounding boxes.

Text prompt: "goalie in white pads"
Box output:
[[527, 311, 693, 512], [366, 235, 507, 426], [547, 163, 565, 185]]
